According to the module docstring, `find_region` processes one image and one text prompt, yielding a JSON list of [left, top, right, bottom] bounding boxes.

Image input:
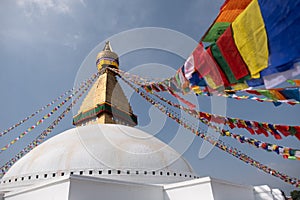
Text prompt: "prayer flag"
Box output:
[[232, 0, 269, 78]]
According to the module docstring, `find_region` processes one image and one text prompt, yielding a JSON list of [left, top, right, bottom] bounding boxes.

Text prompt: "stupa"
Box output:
[[0, 42, 285, 200]]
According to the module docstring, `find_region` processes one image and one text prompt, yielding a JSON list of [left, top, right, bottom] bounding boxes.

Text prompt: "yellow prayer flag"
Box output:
[[232, 0, 268, 78], [192, 86, 202, 94], [205, 75, 222, 89], [232, 83, 249, 90], [225, 131, 231, 136]]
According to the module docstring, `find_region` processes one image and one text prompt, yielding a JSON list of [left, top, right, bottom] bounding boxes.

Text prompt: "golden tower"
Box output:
[[73, 41, 137, 126]]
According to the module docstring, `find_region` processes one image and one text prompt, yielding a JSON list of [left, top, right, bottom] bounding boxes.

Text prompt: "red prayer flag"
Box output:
[[282, 155, 288, 159], [211, 115, 226, 124], [294, 126, 300, 133], [265, 123, 282, 140], [236, 119, 247, 128], [253, 122, 269, 137], [227, 121, 236, 129], [294, 127, 300, 140], [200, 112, 211, 121], [216, 26, 250, 80], [275, 125, 290, 137], [207, 47, 230, 87], [287, 101, 297, 106], [245, 127, 255, 135], [295, 133, 300, 140], [193, 43, 211, 78], [246, 90, 262, 96]]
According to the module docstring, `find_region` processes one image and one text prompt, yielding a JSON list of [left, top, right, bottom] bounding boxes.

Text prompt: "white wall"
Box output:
[[164, 178, 214, 200], [2, 175, 282, 200], [164, 177, 258, 200], [210, 179, 254, 200], [254, 185, 275, 200], [4, 179, 70, 200], [68, 175, 164, 200], [271, 189, 285, 200]]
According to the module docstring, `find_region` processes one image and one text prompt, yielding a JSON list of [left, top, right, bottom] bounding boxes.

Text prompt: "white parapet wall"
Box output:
[[3, 175, 164, 200], [163, 177, 214, 200], [254, 185, 285, 200], [271, 189, 285, 200], [163, 177, 255, 200], [3, 177, 70, 200], [1, 174, 285, 200], [68, 175, 164, 200]]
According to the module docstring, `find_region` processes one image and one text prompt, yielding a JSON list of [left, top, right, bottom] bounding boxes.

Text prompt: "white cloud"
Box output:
[[79, 0, 86, 7], [16, 0, 79, 16], [62, 33, 81, 50]]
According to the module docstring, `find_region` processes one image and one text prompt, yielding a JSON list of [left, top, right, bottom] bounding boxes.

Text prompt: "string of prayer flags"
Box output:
[[167, 87, 196, 110], [118, 74, 300, 188], [201, 0, 300, 88], [141, 81, 300, 141], [0, 73, 98, 176], [113, 68, 300, 107], [120, 73, 300, 159], [0, 73, 98, 138], [183, 83, 299, 105], [0, 90, 72, 137], [201, 120, 300, 160], [167, 0, 300, 91], [143, 83, 298, 142], [0, 73, 99, 154], [242, 87, 300, 102]]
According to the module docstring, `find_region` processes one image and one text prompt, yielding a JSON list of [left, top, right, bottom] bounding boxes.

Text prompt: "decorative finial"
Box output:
[[103, 41, 112, 51]]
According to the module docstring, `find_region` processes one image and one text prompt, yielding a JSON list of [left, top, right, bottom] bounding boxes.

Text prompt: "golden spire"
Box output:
[[73, 41, 137, 126]]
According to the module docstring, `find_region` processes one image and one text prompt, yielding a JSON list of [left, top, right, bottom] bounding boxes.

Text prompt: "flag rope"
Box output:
[[117, 69, 300, 188], [0, 72, 99, 176]]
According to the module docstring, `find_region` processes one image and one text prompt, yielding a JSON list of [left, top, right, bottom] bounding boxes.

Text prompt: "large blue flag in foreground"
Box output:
[[196, 0, 300, 88]]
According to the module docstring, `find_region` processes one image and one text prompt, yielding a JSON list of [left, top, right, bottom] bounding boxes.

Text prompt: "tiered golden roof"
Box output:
[[73, 42, 137, 126]]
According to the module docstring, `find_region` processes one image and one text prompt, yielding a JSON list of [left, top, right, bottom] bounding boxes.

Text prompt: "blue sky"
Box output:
[[0, 0, 299, 195]]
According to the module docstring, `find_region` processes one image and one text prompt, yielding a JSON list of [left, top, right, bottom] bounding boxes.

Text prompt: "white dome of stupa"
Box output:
[[0, 42, 198, 191], [1, 124, 198, 188]]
